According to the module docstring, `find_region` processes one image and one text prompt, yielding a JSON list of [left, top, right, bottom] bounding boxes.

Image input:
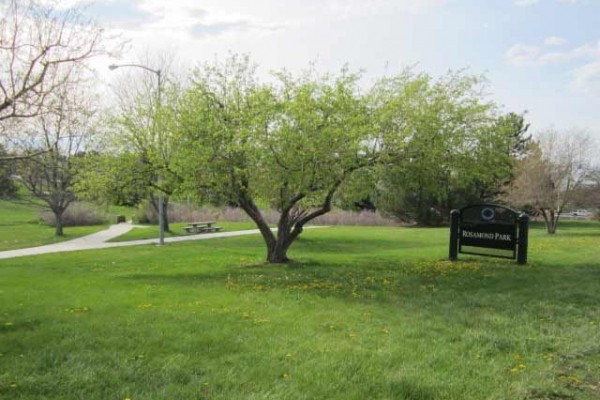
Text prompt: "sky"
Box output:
[[80, 0, 600, 138]]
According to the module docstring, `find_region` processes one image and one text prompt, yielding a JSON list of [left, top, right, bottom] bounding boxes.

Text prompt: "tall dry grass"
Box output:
[[162, 202, 401, 227], [40, 202, 109, 227]]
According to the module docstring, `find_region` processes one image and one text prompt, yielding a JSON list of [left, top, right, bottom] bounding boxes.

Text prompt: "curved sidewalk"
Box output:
[[0, 223, 326, 260]]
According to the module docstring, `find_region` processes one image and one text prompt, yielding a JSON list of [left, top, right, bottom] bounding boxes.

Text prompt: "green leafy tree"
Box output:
[[371, 70, 527, 225], [0, 144, 17, 197], [109, 65, 183, 232], [176, 56, 374, 263], [74, 152, 152, 207], [470, 112, 530, 199]]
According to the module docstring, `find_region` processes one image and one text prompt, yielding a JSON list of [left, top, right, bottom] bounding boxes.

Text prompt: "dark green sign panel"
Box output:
[[449, 204, 528, 264], [460, 223, 516, 251]]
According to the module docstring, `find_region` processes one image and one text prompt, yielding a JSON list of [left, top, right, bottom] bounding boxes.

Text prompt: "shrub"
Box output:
[[40, 202, 109, 227], [0, 145, 17, 199], [133, 200, 156, 224]]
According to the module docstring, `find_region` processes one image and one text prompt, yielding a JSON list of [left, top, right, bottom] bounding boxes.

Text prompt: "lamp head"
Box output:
[[108, 64, 119, 71]]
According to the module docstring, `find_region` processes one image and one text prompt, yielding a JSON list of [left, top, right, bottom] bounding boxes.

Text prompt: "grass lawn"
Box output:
[[0, 200, 107, 251], [108, 221, 261, 242], [0, 222, 599, 399]]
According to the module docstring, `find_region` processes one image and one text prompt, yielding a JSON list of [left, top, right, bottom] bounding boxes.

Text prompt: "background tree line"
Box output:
[[1, 0, 597, 262], [74, 56, 538, 262]]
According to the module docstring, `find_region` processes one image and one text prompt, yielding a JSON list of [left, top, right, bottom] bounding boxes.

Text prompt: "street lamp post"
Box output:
[[109, 63, 165, 246]]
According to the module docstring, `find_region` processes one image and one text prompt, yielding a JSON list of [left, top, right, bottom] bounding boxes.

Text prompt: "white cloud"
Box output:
[[38, 0, 85, 9], [571, 60, 600, 93], [514, 0, 540, 6], [506, 41, 599, 66], [544, 36, 567, 46], [514, 0, 581, 5], [100, 0, 453, 71], [505, 44, 541, 66], [507, 39, 600, 95], [104, 0, 449, 39], [539, 43, 597, 63]]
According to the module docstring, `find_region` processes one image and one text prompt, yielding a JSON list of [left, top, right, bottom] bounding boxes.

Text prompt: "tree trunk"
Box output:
[[54, 211, 64, 236], [237, 175, 345, 264], [542, 208, 558, 234], [266, 227, 298, 263], [267, 242, 290, 263], [237, 195, 278, 262], [161, 197, 170, 233], [150, 194, 171, 232], [546, 220, 557, 234], [551, 211, 561, 234]]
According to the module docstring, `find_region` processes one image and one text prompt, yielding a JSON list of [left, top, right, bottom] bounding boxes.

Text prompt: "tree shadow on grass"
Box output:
[[293, 235, 443, 255], [548, 231, 600, 238], [552, 220, 599, 229], [530, 220, 600, 233], [117, 255, 600, 315], [0, 318, 42, 335], [387, 378, 439, 400]]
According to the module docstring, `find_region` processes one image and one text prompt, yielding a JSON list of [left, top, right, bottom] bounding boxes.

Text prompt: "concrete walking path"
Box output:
[[0, 222, 326, 260]]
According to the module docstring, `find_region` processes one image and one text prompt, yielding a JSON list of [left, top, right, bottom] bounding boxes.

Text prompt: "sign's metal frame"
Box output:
[[449, 204, 529, 264]]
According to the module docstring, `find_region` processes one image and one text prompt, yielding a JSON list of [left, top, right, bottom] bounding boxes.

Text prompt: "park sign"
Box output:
[[449, 204, 529, 264]]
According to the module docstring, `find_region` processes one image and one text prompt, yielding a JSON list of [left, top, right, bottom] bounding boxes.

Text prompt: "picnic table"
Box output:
[[183, 221, 223, 234]]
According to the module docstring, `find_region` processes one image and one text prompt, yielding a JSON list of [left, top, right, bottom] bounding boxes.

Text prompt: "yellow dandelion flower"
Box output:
[[509, 368, 518, 373]]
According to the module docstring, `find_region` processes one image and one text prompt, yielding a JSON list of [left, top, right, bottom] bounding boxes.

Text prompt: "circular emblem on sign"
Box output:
[[481, 207, 495, 221]]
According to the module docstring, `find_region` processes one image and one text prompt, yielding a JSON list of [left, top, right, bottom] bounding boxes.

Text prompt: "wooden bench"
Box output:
[[183, 221, 223, 234]]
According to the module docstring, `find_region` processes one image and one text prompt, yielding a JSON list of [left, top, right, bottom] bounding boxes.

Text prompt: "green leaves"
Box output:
[[173, 57, 527, 231], [370, 69, 526, 224], [175, 57, 371, 213]]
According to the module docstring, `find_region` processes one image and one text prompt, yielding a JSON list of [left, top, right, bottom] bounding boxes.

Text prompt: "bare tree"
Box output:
[[0, 0, 107, 151], [17, 82, 99, 236], [569, 177, 600, 211], [504, 129, 595, 233]]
